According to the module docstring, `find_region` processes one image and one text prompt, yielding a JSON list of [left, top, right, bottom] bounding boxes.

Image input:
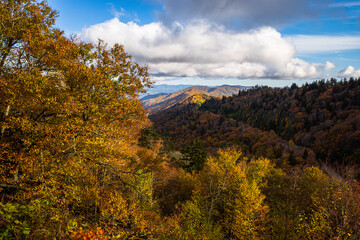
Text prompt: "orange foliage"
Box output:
[[71, 228, 108, 240]]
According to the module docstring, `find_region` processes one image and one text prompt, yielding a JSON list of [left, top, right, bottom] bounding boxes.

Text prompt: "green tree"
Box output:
[[181, 139, 207, 172]]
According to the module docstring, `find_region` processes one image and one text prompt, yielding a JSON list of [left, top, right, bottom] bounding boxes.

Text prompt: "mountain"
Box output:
[[141, 93, 168, 101], [144, 84, 197, 95], [150, 78, 360, 168], [142, 85, 248, 114]]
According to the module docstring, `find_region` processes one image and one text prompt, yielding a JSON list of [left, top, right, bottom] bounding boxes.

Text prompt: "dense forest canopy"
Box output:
[[0, 0, 161, 238], [0, 1, 360, 239], [151, 78, 360, 168], [201, 79, 360, 164]]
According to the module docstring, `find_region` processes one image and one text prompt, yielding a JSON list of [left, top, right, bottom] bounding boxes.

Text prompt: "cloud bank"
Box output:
[[289, 35, 360, 53], [338, 65, 360, 78], [80, 18, 339, 79]]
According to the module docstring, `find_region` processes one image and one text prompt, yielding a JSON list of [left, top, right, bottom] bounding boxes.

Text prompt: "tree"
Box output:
[[179, 149, 273, 239], [0, 0, 163, 238], [181, 139, 207, 172], [264, 166, 360, 239]]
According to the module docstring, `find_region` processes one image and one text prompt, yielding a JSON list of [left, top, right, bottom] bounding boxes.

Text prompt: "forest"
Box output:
[[1, 0, 360, 239], [151, 79, 360, 168]]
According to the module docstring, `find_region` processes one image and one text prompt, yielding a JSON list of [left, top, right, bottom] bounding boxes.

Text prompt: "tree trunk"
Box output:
[[1, 104, 11, 138]]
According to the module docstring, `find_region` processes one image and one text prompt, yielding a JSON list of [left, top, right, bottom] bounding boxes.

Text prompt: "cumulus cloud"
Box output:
[[150, 62, 268, 78], [289, 35, 360, 53], [81, 18, 295, 64], [155, 0, 331, 28], [80, 18, 335, 79], [324, 61, 336, 70], [338, 65, 360, 78]]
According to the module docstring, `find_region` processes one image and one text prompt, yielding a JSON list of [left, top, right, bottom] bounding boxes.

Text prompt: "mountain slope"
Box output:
[[143, 85, 247, 114], [150, 78, 360, 169]]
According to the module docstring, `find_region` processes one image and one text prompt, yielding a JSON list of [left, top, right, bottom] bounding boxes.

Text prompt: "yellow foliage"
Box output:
[[178, 148, 273, 239]]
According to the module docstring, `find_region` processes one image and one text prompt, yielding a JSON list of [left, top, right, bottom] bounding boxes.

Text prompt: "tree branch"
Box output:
[[86, 158, 140, 192]]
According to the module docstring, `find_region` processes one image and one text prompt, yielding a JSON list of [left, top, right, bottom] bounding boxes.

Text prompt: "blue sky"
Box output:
[[47, 0, 360, 87]]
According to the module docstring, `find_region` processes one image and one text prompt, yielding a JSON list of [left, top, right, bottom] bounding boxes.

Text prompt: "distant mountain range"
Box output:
[[142, 85, 249, 114], [144, 84, 251, 95], [144, 84, 197, 95]]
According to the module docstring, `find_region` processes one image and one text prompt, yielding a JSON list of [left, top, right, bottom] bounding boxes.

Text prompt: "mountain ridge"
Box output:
[[149, 78, 360, 168], [142, 85, 248, 114]]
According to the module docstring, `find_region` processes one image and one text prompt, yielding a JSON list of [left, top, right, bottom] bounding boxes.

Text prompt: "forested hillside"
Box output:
[[151, 79, 360, 168], [145, 79, 360, 239], [1, 1, 360, 239]]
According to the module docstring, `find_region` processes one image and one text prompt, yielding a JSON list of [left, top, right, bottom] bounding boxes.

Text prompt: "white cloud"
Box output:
[[324, 61, 336, 70], [338, 65, 360, 78], [276, 58, 319, 79], [81, 18, 295, 64], [150, 62, 268, 78], [80, 18, 336, 79], [107, 3, 126, 18], [329, 1, 360, 7], [289, 35, 360, 53]]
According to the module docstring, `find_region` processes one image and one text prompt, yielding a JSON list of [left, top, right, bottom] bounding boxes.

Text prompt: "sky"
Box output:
[[47, 0, 360, 87]]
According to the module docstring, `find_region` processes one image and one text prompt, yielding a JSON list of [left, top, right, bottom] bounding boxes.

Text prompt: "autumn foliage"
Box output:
[[1, 0, 360, 239], [0, 0, 159, 238]]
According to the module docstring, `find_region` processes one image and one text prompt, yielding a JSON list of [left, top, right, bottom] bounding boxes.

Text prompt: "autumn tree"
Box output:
[[0, 0, 165, 238], [178, 149, 273, 239], [264, 167, 360, 239]]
